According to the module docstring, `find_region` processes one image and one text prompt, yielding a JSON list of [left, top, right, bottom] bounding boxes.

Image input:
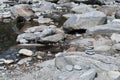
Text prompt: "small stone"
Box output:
[[19, 49, 33, 56], [65, 65, 73, 71], [4, 59, 14, 64], [37, 56, 42, 59], [74, 65, 82, 70]]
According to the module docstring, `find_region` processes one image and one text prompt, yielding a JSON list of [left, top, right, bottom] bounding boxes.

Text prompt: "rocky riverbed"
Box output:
[[1, 0, 120, 80]]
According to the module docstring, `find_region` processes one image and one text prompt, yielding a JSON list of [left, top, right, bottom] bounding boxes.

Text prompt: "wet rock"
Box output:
[[71, 4, 95, 14], [63, 11, 106, 32], [111, 33, 120, 43], [10, 4, 35, 21], [65, 65, 73, 71], [19, 49, 33, 56]]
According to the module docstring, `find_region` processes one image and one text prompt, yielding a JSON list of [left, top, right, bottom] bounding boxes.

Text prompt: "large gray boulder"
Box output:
[[63, 11, 107, 32]]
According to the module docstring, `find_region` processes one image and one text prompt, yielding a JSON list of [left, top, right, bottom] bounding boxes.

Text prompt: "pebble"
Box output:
[[4, 59, 14, 64], [74, 65, 82, 70], [19, 49, 33, 56], [37, 56, 42, 59], [65, 65, 73, 71]]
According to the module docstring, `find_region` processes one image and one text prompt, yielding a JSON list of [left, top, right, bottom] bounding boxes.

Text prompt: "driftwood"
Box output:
[[17, 43, 45, 47]]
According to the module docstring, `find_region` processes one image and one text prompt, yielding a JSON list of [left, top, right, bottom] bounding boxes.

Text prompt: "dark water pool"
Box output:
[[0, 22, 17, 53]]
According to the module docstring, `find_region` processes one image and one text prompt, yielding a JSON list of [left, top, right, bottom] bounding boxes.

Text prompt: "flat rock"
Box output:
[[63, 11, 106, 32], [40, 33, 66, 43], [19, 49, 33, 56], [55, 52, 120, 71]]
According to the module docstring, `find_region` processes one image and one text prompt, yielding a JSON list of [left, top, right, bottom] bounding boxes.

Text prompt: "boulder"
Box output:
[[11, 4, 35, 21], [63, 11, 106, 32]]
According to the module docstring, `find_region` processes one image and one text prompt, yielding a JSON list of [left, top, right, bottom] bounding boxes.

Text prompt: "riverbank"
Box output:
[[1, 0, 120, 80]]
